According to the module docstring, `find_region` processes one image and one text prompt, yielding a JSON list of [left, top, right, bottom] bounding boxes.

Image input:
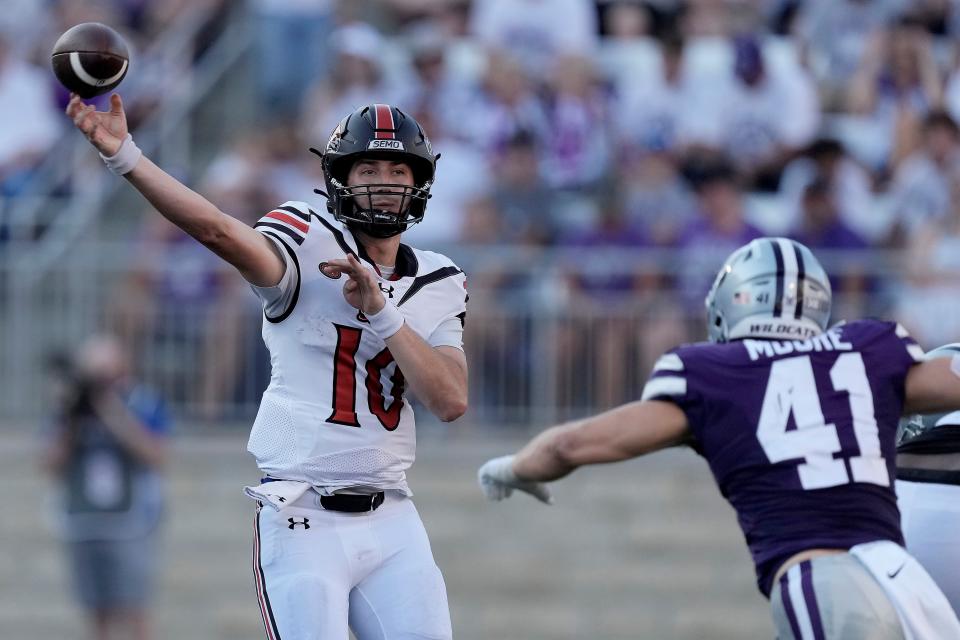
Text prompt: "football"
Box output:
[[51, 22, 129, 99]]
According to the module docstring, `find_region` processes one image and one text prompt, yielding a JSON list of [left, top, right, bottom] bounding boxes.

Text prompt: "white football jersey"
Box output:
[[246, 201, 468, 494]]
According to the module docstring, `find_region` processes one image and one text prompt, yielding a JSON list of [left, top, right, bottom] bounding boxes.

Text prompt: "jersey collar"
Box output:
[[349, 231, 418, 280]]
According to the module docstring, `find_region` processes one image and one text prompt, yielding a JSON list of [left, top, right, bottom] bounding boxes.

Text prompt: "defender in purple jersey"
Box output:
[[479, 238, 960, 639]]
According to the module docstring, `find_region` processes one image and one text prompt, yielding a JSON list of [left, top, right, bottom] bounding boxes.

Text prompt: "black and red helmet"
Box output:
[[314, 104, 438, 238]]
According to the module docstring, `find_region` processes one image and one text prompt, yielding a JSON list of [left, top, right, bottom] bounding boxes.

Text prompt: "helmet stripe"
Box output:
[[770, 239, 785, 317], [774, 238, 799, 320], [792, 241, 806, 320], [373, 104, 395, 139]]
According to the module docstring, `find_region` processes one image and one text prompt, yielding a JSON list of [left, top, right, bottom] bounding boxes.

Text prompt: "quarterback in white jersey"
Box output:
[[67, 94, 468, 639], [248, 198, 467, 496]]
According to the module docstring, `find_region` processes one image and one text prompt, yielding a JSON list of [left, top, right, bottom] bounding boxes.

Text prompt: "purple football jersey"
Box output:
[[642, 320, 924, 596]]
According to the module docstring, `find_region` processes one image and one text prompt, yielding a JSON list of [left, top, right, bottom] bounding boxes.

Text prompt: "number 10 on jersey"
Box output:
[[328, 324, 405, 430]]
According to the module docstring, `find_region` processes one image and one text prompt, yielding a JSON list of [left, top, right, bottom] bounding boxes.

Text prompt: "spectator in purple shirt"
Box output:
[[554, 200, 679, 407], [676, 159, 763, 326]]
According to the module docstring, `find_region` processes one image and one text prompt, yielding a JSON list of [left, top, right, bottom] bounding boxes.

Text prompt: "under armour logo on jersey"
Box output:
[[378, 283, 395, 298], [288, 517, 310, 530]]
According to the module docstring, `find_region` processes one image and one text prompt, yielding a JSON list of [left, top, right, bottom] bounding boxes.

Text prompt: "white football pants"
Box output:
[[897, 479, 960, 615], [253, 491, 452, 640]]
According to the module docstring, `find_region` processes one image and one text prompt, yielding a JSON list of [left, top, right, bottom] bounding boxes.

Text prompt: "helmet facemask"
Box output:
[[325, 166, 432, 238]]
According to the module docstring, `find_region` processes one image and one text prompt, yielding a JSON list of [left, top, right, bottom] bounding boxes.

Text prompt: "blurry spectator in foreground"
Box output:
[[489, 129, 557, 247], [599, 0, 652, 40], [251, 0, 333, 119], [888, 110, 960, 246], [778, 137, 879, 242], [789, 177, 872, 320], [540, 54, 611, 191], [847, 16, 943, 173], [614, 31, 711, 160], [619, 144, 696, 247], [468, 0, 597, 78], [897, 169, 960, 348], [300, 22, 406, 143], [468, 51, 548, 157], [0, 32, 61, 195], [794, 0, 903, 111], [707, 34, 819, 191], [677, 159, 763, 330], [41, 335, 169, 640], [554, 199, 651, 408], [401, 20, 476, 138]]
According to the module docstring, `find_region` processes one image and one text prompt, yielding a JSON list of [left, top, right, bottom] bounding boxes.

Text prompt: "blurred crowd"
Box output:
[[5, 0, 960, 413]]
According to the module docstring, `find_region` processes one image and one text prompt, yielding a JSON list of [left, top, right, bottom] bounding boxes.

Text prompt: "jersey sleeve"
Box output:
[[641, 349, 704, 421], [892, 322, 926, 365], [250, 202, 312, 322], [396, 251, 468, 350], [639, 348, 706, 449], [424, 268, 468, 350]]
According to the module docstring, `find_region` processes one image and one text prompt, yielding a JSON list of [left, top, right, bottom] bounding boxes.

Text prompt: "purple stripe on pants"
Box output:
[[780, 572, 803, 639], [800, 560, 826, 640]]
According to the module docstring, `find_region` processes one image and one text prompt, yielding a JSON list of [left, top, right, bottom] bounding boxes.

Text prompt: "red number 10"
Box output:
[[327, 324, 405, 430]]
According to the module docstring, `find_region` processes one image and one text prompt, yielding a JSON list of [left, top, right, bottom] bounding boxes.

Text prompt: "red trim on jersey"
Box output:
[[265, 211, 309, 233], [374, 104, 395, 139]]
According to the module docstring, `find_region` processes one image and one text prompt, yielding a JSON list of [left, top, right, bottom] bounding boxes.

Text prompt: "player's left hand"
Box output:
[[321, 254, 386, 315], [478, 455, 553, 504]]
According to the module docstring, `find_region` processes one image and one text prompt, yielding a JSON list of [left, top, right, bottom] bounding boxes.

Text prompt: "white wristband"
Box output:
[[99, 133, 142, 176], [367, 302, 404, 339]]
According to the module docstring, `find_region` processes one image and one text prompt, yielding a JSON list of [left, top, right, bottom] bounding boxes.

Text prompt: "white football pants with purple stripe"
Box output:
[[770, 554, 903, 640], [771, 542, 960, 640], [252, 491, 452, 640]]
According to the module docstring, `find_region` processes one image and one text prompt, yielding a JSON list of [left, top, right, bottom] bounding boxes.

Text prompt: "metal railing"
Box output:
[[0, 244, 911, 426]]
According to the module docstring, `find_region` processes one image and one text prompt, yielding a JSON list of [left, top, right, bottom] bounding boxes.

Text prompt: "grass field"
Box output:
[[1, 424, 773, 639]]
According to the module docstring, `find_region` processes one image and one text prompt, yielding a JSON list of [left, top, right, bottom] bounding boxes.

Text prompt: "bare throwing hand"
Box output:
[[321, 254, 387, 315], [66, 93, 128, 156]]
